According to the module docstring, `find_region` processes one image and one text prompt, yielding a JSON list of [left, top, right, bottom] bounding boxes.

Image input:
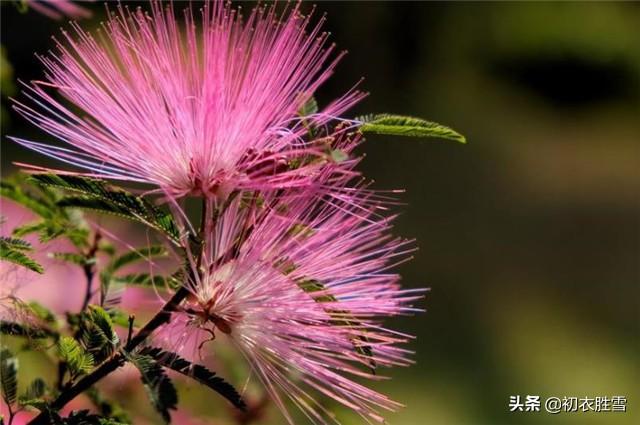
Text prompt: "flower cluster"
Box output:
[[172, 136, 421, 422], [9, 1, 424, 424]]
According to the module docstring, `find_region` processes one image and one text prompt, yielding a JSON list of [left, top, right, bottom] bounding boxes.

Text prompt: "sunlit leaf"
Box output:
[[30, 174, 181, 245], [0, 236, 32, 251], [57, 336, 94, 378], [81, 306, 119, 363], [298, 96, 318, 117], [0, 237, 44, 273], [358, 113, 466, 143]]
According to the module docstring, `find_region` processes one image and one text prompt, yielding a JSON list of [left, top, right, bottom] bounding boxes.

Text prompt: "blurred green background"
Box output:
[[1, 1, 638, 424]]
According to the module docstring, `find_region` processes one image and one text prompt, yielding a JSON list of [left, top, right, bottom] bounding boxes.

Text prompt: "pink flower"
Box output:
[[27, 0, 92, 20], [11, 0, 363, 198], [163, 154, 423, 423]]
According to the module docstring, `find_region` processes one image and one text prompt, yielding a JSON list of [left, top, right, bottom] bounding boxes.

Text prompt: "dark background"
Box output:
[[2, 2, 639, 424]]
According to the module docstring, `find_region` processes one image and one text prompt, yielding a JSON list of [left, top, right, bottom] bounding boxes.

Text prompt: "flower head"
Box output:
[[11, 0, 363, 198], [166, 154, 422, 423]]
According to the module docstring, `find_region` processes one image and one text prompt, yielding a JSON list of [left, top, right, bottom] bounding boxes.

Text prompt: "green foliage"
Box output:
[[285, 223, 315, 240], [86, 388, 131, 424], [80, 306, 119, 363], [23, 378, 46, 400], [57, 336, 94, 379], [51, 252, 92, 266], [0, 236, 44, 273], [0, 321, 54, 339], [1, 176, 90, 248], [18, 377, 47, 408], [29, 174, 181, 245], [298, 96, 319, 117], [0, 236, 32, 250], [330, 148, 349, 163], [27, 301, 57, 325], [1, 179, 54, 218], [12, 0, 29, 14], [99, 245, 168, 303], [128, 353, 178, 423], [18, 397, 48, 412], [1, 349, 18, 405], [57, 409, 129, 425], [296, 279, 337, 303], [106, 246, 167, 273], [358, 114, 466, 143], [298, 96, 319, 137], [112, 273, 171, 289], [140, 347, 246, 411]]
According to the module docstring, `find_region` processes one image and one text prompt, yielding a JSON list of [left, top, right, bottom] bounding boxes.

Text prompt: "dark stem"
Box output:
[[28, 200, 212, 424], [80, 232, 101, 312], [56, 361, 67, 392], [126, 315, 135, 345], [125, 286, 190, 350], [6, 399, 14, 425]]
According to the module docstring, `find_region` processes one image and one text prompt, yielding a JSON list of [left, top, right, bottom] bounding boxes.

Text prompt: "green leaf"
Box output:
[[80, 306, 119, 363], [140, 347, 246, 411], [63, 409, 129, 425], [12, 221, 48, 238], [112, 273, 170, 288], [128, 353, 177, 423], [358, 114, 466, 143], [99, 245, 168, 303], [86, 388, 131, 424], [30, 174, 181, 245], [19, 378, 46, 405], [18, 397, 48, 412], [0, 321, 55, 339], [298, 96, 318, 117], [0, 238, 44, 273], [2, 175, 90, 248], [97, 241, 116, 256], [0, 236, 32, 251], [12, 0, 29, 14], [27, 301, 57, 325], [296, 279, 337, 303], [298, 96, 319, 138], [51, 252, 90, 266], [330, 148, 349, 163], [1, 179, 55, 219], [57, 336, 94, 378], [106, 308, 132, 328], [106, 246, 167, 273], [1, 349, 19, 405]]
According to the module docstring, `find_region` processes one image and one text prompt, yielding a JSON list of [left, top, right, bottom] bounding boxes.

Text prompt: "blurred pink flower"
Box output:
[[162, 158, 422, 424], [27, 0, 92, 20], [11, 0, 363, 199]]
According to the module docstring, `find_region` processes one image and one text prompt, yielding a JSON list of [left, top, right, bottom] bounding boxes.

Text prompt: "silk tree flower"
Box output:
[[10, 0, 363, 199], [27, 0, 92, 20], [161, 137, 423, 424]]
